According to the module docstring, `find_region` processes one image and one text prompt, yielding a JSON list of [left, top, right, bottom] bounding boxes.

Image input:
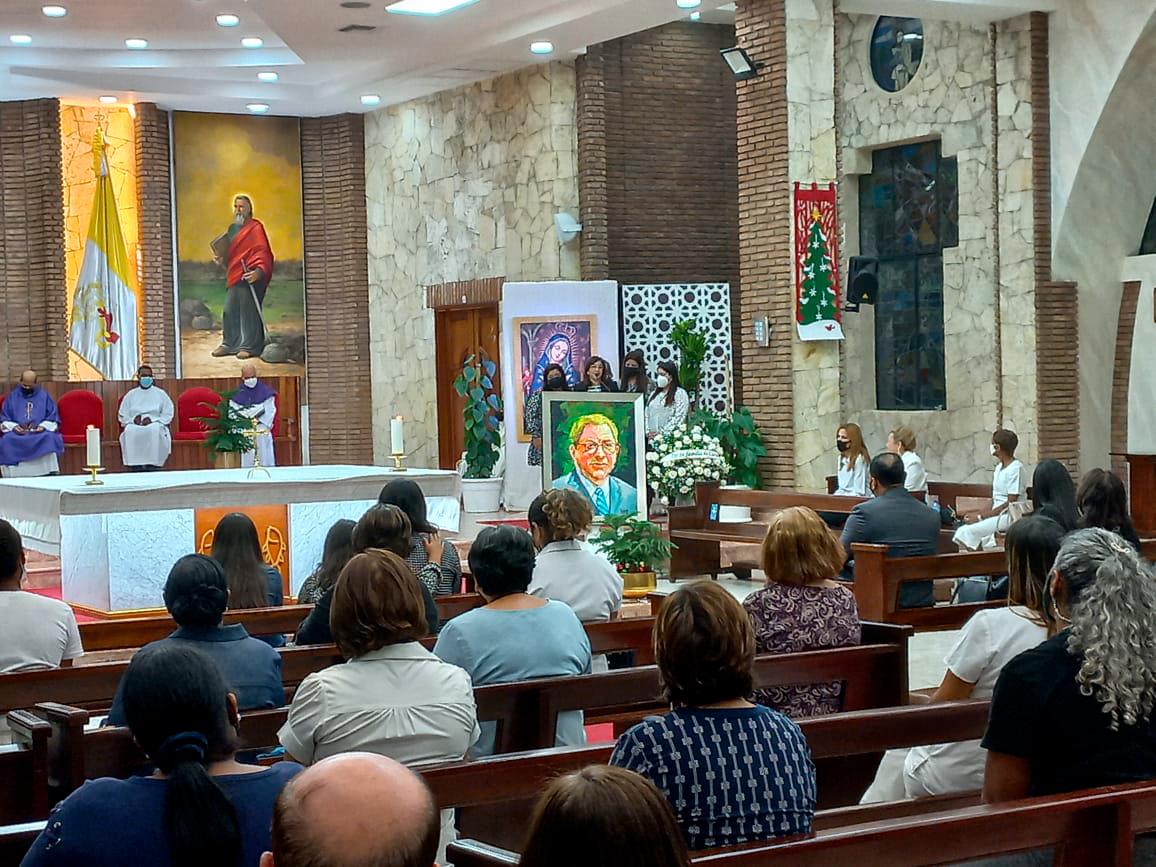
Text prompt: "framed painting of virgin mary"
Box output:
[[514, 316, 596, 443]]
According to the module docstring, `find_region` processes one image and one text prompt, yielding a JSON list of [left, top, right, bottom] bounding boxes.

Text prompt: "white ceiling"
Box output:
[[0, 0, 1054, 116]]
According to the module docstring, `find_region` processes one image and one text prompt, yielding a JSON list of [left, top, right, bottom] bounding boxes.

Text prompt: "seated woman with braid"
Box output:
[[22, 643, 302, 867]]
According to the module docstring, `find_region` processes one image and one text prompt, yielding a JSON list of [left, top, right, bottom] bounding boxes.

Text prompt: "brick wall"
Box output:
[[0, 98, 68, 381], [1111, 281, 1141, 480], [134, 103, 176, 376], [300, 114, 373, 464], [734, 0, 794, 487]]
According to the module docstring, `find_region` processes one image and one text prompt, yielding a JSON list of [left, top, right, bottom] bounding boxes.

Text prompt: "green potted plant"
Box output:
[[594, 513, 675, 598], [453, 352, 504, 513], [195, 390, 253, 470], [690, 406, 767, 521], [670, 319, 708, 407]]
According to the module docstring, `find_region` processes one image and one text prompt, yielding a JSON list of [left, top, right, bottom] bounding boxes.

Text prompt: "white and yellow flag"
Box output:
[[69, 129, 140, 380]]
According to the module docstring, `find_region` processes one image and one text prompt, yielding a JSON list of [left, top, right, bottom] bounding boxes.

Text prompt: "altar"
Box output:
[[0, 465, 461, 613]]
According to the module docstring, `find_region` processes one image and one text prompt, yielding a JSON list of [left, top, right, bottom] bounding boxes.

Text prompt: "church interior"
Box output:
[[2, 0, 1156, 863]]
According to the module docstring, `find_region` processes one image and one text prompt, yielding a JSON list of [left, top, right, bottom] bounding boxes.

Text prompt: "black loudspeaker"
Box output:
[[846, 257, 879, 308]]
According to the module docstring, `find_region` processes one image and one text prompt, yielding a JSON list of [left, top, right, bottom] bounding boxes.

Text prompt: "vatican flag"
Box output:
[[69, 129, 140, 380]]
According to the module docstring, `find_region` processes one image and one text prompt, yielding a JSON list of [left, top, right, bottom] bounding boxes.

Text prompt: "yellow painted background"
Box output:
[[172, 112, 304, 264], [60, 104, 141, 380]]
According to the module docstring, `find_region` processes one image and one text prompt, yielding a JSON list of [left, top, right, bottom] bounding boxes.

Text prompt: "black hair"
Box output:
[[579, 356, 614, 389], [993, 428, 1019, 457], [312, 519, 357, 597], [0, 519, 23, 584], [542, 363, 569, 392], [655, 361, 680, 407], [210, 513, 268, 610], [1031, 459, 1078, 532], [378, 479, 436, 536], [1077, 468, 1141, 550], [1004, 514, 1064, 616], [164, 554, 229, 629], [121, 644, 242, 867], [468, 525, 537, 598], [869, 451, 906, 489], [621, 350, 651, 395]]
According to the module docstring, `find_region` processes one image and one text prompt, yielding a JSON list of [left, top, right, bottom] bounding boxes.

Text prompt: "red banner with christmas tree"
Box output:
[[793, 182, 844, 341]]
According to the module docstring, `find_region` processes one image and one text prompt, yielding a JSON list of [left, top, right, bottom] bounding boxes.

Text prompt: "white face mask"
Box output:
[[243, 377, 258, 388], [656, 374, 671, 388]]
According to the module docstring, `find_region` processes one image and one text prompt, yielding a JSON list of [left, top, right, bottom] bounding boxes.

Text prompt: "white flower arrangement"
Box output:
[[646, 424, 728, 503]]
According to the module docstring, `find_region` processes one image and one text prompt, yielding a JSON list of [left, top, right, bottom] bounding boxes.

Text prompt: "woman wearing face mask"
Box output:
[[575, 356, 619, 393], [952, 428, 1024, 551], [526, 363, 570, 468], [620, 350, 652, 397], [645, 361, 689, 441], [833, 423, 871, 497]]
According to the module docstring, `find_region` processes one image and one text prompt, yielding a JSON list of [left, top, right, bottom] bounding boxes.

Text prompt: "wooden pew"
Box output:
[[0, 711, 51, 824], [826, 476, 992, 512]]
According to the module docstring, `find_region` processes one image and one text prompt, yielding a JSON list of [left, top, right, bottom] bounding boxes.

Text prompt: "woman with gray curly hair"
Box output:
[[981, 527, 1156, 804]]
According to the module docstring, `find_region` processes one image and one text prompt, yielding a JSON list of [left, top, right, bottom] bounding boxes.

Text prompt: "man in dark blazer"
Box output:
[[840, 451, 940, 608]]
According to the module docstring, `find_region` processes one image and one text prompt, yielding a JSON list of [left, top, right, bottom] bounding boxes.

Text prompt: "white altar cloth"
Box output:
[[0, 465, 461, 612]]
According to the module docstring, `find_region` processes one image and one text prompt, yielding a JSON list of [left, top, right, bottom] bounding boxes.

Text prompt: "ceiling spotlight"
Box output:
[[9, 34, 33, 45], [676, 0, 700, 8], [690, 10, 701, 20], [257, 71, 279, 82], [241, 36, 263, 48], [386, 0, 479, 16], [216, 13, 240, 27], [360, 94, 381, 106], [529, 40, 553, 55], [125, 37, 148, 49], [720, 45, 761, 80], [42, 5, 67, 17], [99, 95, 118, 104], [246, 103, 270, 113]]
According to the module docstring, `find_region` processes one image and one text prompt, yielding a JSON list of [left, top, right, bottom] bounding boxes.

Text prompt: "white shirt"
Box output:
[[529, 539, 623, 623], [901, 450, 928, 493], [117, 386, 174, 429], [835, 455, 872, 497], [575, 470, 612, 508], [992, 459, 1024, 508], [903, 606, 1046, 796], [0, 591, 84, 672], [645, 388, 689, 437]]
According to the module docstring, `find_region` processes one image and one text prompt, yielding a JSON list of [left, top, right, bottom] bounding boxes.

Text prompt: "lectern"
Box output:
[[1125, 454, 1156, 537]]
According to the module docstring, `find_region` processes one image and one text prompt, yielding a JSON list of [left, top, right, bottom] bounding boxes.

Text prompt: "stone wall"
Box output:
[[364, 62, 580, 466]]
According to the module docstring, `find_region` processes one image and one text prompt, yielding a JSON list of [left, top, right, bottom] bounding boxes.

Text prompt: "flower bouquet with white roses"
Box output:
[[646, 424, 728, 504]]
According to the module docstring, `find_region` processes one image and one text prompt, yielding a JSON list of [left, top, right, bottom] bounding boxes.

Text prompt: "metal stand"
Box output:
[[243, 418, 272, 479], [84, 465, 105, 486], [391, 451, 408, 472]]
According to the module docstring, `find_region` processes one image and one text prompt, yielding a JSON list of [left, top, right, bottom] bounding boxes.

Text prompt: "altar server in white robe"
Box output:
[[118, 365, 174, 471], [230, 364, 276, 468]]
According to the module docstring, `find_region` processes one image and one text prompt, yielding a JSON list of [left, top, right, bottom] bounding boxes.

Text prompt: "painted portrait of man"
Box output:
[[550, 411, 638, 517]]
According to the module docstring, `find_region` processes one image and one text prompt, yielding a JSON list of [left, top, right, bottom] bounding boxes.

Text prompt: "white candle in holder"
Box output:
[[85, 426, 101, 467], [391, 416, 405, 455]]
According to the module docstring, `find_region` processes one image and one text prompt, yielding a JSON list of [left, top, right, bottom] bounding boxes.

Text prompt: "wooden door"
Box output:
[[435, 304, 499, 469]]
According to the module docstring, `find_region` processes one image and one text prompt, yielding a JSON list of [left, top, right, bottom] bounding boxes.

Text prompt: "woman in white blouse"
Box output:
[[645, 361, 689, 441], [834, 423, 872, 497], [886, 425, 928, 493]]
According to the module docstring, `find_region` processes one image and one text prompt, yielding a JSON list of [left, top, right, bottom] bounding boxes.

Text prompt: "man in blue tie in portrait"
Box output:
[[551, 412, 638, 517]]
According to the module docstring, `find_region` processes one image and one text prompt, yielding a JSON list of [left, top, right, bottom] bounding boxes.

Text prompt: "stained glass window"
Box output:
[[859, 141, 956, 411], [1140, 198, 1156, 256], [870, 17, 924, 93]]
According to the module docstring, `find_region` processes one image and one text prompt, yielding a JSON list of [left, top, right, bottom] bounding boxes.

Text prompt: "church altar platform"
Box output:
[[0, 465, 461, 613]]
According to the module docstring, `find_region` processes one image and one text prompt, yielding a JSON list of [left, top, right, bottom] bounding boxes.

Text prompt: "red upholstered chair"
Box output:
[[57, 390, 104, 444], [173, 386, 221, 442]]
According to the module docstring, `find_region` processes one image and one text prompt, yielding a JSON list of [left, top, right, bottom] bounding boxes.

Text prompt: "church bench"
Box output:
[[826, 475, 993, 512], [0, 711, 51, 825]]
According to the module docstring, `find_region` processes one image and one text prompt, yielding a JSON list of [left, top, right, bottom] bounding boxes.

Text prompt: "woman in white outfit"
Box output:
[[834, 423, 872, 498], [644, 361, 689, 441], [887, 426, 928, 493], [953, 428, 1024, 550]]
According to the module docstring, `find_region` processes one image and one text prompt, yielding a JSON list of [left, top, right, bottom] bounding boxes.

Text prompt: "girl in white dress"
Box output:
[[834, 423, 872, 497], [887, 425, 928, 493]]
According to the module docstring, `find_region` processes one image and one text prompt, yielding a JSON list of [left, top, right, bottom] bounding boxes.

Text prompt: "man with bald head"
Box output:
[[229, 364, 277, 467], [0, 370, 64, 478], [261, 753, 439, 867]]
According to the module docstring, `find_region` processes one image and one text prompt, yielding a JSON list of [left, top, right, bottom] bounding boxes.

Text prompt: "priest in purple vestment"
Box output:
[[229, 364, 277, 468], [0, 371, 64, 478]]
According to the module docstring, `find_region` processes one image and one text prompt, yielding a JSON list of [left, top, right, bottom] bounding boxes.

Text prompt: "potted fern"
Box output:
[[690, 407, 767, 522], [195, 390, 252, 470], [453, 352, 504, 513], [594, 514, 674, 598]]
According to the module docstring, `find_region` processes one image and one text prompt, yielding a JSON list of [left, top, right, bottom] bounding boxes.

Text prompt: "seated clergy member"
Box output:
[[230, 364, 276, 468], [840, 452, 940, 608], [551, 413, 638, 517], [610, 582, 816, 850], [953, 428, 1024, 551], [118, 365, 174, 471], [105, 554, 282, 727], [433, 525, 592, 758], [22, 644, 302, 867], [0, 519, 83, 672], [886, 425, 928, 493], [0, 370, 64, 478], [262, 753, 439, 867]]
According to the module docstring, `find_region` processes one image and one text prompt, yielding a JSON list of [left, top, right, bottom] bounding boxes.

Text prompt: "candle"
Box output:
[[391, 416, 405, 455], [85, 425, 101, 468]]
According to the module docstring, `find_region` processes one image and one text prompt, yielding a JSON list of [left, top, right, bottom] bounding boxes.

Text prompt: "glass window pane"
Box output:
[[917, 254, 947, 409], [875, 259, 919, 410], [940, 157, 959, 249]]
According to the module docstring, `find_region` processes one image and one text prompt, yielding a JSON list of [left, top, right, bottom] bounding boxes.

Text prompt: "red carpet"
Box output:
[[28, 586, 102, 622], [478, 518, 530, 531]]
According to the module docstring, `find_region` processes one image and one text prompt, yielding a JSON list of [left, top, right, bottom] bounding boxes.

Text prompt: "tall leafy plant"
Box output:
[[594, 513, 674, 574], [690, 407, 767, 489], [453, 352, 503, 479], [194, 390, 253, 454], [670, 319, 708, 404]]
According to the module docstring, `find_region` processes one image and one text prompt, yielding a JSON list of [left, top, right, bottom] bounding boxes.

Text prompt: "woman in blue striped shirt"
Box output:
[[609, 582, 816, 851]]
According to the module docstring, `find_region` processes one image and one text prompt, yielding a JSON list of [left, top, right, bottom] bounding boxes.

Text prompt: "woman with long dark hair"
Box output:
[[378, 478, 461, 596], [620, 349, 652, 397], [575, 356, 618, 393], [526, 362, 569, 468], [1030, 459, 1078, 532], [22, 644, 301, 866], [645, 361, 689, 440], [1076, 468, 1142, 550], [211, 513, 282, 609], [296, 519, 355, 605]]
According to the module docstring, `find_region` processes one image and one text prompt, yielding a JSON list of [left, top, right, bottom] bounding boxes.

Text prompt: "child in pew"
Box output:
[[860, 515, 1060, 804], [22, 643, 302, 867]]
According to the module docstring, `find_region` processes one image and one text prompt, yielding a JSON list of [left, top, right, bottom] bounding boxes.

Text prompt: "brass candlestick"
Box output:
[[391, 451, 408, 472], [84, 465, 105, 486], [243, 418, 272, 479]]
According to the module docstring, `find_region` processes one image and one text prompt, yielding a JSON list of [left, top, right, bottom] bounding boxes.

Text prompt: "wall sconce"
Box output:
[[753, 315, 770, 347], [720, 46, 761, 81]]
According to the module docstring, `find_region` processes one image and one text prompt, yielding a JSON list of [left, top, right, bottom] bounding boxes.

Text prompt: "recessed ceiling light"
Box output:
[[125, 37, 148, 49], [690, 10, 701, 20], [42, 5, 67, 17], [257, 71, 279, 82], [386, 0, 479, 16], [529, 41, 554, 55], [9, 34, 33, 45], [241, 36, 263, 48], [246, 103, 270, 113], [360, 94, 381, 106], [99, 95, 118, 104], [216, 13, 240, 27], [676, 0, 700, 7]]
